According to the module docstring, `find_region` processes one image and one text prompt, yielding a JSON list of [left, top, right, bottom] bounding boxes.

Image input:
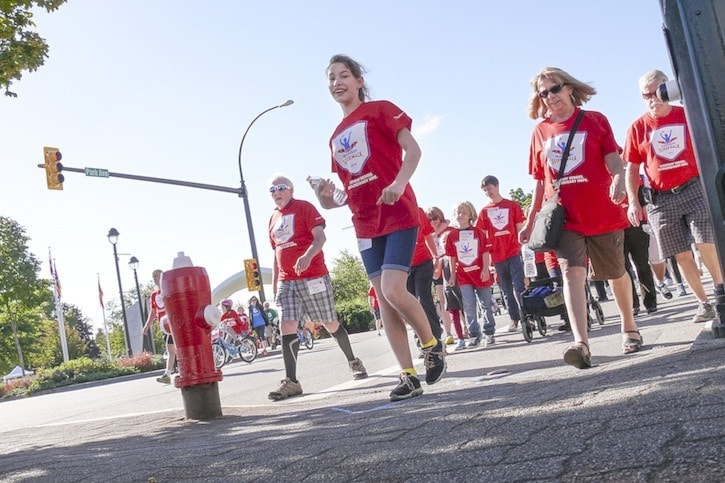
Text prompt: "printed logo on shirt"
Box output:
[[649, 124, 686, 161], [455, 239, 478, 266], [332, 121, 370, 175], [545, 132, 586, 175], [486, 207, 509, 231], [272, 214, 295, 244]]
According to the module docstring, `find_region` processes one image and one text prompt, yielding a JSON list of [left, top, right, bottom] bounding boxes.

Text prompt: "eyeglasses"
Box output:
[[538, 83, 567, 99], [428, 215, 439, 221], [641, 91, 657, 100], [269, 184, 290, 193]]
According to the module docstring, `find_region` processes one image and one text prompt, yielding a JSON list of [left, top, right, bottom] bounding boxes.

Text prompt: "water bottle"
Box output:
[[307, 176, 347, 206], [522, 246, 537, 278]]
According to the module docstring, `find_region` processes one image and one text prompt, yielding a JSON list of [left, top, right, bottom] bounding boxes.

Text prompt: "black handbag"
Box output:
[[528, 110, 585, 252]]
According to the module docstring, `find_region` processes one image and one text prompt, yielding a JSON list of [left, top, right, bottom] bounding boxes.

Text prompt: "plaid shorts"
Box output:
[[275, 274, 338, 323], [646, 179, 714, 259]]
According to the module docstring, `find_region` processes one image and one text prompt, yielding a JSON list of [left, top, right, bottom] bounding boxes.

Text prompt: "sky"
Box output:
[[1, 0, 673, 333]]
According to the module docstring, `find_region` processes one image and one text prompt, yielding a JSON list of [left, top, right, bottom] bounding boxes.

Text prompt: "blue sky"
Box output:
[[1, 1, 672, 331]]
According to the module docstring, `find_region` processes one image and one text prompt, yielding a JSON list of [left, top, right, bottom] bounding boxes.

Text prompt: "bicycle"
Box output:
[[211, 325, 257, 369], [267, 321, 314, 350]]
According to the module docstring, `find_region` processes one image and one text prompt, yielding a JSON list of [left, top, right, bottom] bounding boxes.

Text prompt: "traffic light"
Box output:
[[244, 258, 262, 291], [43, 146, 64, 190]]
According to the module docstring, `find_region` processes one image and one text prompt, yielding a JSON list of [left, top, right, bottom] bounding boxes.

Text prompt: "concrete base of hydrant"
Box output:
[[180, 382, 222, 420]]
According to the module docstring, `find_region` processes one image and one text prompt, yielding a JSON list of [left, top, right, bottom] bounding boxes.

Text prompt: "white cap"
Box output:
[[172, 251, 193, 269]]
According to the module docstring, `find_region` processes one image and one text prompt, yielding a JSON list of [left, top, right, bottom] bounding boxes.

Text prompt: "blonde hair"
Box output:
[[638, 70, 668, 93], [527, 67, 597, 120], [453, 201, 478, 226], [426, 206, 447, 223]]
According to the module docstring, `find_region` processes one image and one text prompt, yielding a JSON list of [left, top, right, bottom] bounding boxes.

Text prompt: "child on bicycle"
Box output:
[[220, 299, 250, 339]]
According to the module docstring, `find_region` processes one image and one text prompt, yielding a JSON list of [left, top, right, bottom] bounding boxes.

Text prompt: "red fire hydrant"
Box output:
[[161, 252, 223, 420]]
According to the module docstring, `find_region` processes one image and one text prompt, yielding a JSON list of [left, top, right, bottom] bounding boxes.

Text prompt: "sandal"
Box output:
[[563, 341, 591, 369], [622, 330, 643, 354]]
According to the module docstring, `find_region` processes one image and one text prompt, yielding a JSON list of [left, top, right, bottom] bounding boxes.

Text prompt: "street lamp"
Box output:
[[237, 99, 294, 303], [129, 256, 154, 354], [107, 228, 131, 356]]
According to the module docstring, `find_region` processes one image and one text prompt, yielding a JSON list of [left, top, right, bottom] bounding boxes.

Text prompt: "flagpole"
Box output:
[[49, 248, 69, 362], [98, 274, 113, 361]]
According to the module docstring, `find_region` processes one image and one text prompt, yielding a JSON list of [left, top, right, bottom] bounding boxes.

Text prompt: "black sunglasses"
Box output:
[[428, 215, 439, 221], [538, 83, 567, 99]]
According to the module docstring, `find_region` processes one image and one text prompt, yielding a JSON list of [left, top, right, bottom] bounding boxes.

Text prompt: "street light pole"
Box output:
[[107, 228, 131, 356], [237, 99, 294, 304], [129, 256, 153, 354]]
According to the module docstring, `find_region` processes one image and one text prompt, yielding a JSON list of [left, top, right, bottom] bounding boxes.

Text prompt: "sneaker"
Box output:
[[563, 342, 591, 369], [466, 337, 481, 348], [645, 305, 658, 314], [444, 335, 455, 345], [507, 321, 519, 332], [678, 284, 688, 297], [455, 339, 466, 350], [658, 283, 673, 300], [422, 340, 447, 385], [349, 358, 368, 380], [268, 378, 303, 401], [484, 334, 495, 346], [692, 302, 716, 323], [156, 374, 171, 384], [389, 372, 424, 401], [632, 307, 640, 317], [558, 322, 571, 332]]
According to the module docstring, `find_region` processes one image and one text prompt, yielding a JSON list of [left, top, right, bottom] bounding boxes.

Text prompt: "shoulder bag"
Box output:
[[528, 110, 585, 252]]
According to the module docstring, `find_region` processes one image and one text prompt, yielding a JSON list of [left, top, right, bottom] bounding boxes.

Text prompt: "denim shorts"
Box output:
[[359, 227, 418, 278]]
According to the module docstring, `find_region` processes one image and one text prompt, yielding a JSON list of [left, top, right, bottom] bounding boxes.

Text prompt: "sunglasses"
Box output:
[[428, 215, 439, 221], [538, 83, 567, 99], [641, 91, 657, 100], [269, 184, 290, 193]]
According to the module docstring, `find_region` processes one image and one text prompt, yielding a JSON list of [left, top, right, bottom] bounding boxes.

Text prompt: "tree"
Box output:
[[330, 249, 369, 304], [0, 216, 51, 374], [510, 187, 533, 213], [0, 0, 67, 97]]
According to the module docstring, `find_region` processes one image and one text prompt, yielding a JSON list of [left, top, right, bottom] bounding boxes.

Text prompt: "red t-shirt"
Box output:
[[411, 207, 435, 266], [367, 286, 379, 309], [623, 105, 699, 191], [529, 108, 629, 236], [221, 310, 249, 334], [444, 227, 493, 288], [150, 290, 166, 319], [475, 198, 525, 263], [269, 198, 329, 281], [329, 100, 419, 238]]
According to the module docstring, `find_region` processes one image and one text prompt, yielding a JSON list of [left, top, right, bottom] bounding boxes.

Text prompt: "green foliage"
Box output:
[[330, 249, 369, 303], [510, 187, 532, 213], [335, 299, 373, 334], [1, 353, 164, 398], [0, 0, 67, 97]]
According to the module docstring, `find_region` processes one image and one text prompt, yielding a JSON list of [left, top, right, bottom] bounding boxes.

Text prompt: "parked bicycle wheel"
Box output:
[[212, 342, 227, 369], [238, 337, 258, 363]]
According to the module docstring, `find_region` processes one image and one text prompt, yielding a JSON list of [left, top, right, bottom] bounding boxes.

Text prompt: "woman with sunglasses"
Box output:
[[314, 54, 446, 401], [518, 67, 642, 369]]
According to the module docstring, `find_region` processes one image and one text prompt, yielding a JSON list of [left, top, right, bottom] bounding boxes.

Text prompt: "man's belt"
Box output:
[[653, 177, 699, 195]]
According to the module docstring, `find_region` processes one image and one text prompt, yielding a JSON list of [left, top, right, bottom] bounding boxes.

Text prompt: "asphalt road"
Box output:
[[1, 286, 724, 482]]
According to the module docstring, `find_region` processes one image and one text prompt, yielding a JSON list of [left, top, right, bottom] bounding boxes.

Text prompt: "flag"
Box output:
[[48, 248, 61, 298], [97, 275, 104, 309]]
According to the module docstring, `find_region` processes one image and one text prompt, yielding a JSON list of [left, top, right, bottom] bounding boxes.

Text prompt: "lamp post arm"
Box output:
[[237, 105, 280, 185]]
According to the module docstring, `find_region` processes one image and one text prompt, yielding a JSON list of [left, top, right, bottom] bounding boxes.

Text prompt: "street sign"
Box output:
[[84, 167, 109, 178]]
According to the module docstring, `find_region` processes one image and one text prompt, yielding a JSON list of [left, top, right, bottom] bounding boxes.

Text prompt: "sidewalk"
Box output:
[[1, 293, 724, 482]]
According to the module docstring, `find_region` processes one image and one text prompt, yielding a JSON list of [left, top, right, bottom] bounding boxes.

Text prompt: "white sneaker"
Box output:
[[658, 283, 673, 300], [692, 302, 716, 323], [484, 335, 495, 346]]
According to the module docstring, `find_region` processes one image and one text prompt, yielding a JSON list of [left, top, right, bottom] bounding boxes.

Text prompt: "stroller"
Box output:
[[520, 276, 605, 343]]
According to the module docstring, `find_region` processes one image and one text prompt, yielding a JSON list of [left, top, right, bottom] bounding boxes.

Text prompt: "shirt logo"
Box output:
[[332, 121, 370, 175], [272, 214, 295, 244], [650, 124, 686, 161], [544, 132, 586, 175], [455, 240, 478, 266], [487, 207, 509, 231]]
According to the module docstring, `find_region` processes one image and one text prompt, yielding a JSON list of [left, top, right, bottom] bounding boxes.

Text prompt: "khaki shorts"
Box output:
[[555, 230, 626, 281]]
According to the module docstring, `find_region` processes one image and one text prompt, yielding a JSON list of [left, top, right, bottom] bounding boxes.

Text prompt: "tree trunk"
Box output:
[[11, 318, 26, 375]]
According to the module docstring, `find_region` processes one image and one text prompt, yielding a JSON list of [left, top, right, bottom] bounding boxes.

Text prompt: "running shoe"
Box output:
[[349, 358, 368, 380], [389, 372, 423, 401], [692, 302, 716, 323], [268, 378, 303, 401], [455, 339, 466, 350], [485, 334, 495, 346], [507, 321, 519, 332], [658, 283, 673, 300], [444, 335, 455, 345], [156, 374, 171, 384], [422, 339, 447, 385]]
